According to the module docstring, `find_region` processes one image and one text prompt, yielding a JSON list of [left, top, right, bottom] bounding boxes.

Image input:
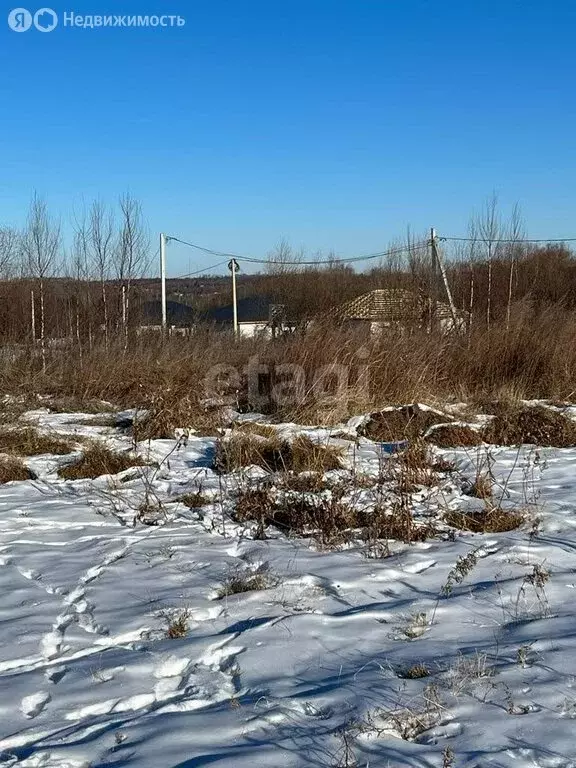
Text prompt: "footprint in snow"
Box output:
[[21, 691, 51, 718]]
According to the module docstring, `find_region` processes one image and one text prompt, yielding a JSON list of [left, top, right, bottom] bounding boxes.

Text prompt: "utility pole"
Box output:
[[160, 233, 167, 334], [430, 227, 438, 332], [228, 258, 239, 337], [430, 229, 459, 331]]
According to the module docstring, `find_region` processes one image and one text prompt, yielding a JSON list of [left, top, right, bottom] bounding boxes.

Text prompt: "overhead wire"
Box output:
[[165, 235, 429, 267]]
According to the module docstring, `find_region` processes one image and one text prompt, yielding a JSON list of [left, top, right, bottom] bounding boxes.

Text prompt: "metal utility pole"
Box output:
[[160, 233, 167, 334], [228, 258, 239, 337], [430, 229, 459, 331]]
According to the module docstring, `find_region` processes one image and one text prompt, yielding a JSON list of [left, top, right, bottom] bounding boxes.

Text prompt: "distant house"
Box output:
[[139, 300, 197, 334], [331, 288, 468, 334], [202, 296, 294, 338]]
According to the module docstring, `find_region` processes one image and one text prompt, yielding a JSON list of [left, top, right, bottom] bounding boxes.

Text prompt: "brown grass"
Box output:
[[0, 456, 32, 483], [179, 491, 209, 508], [482, 405, 576, 447], [0, 427, 72, 456], [4, 302, 576, 427], [445, 506, 525, 533], [233, 486, 436, 546], [214, 432, 343, 474], [217, 571, 272, 599], [427, 425, 484, 448], [58, 443, 146, 480], [469, 474, 493, 499], [398, 663, 430, 679], [361, 405, 451, 442], [165, 610, 189, 639]]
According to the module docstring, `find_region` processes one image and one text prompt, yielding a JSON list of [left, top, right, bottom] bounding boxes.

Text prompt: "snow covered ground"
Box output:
[[1, 405, 576, 767]]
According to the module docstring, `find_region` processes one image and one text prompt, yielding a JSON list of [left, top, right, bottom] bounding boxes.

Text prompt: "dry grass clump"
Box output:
[[398, 663, 430, 679], [482, 405, 576, 447], [214, 433, 288, 473], [445, 506, 525, 533], [0, 456, 32, 483], [290, 435, 344, 473], [40, 396, 115, 415], [469, 474, 493, 499], [133, 391, 223, 441], [427, 424, 483, 448], [366, 503, 437, 544], [233, 422, 278, 439], [233, 485, 436, 546], [397, 439, 440, 489], [361, 405, 450, 442], [165, 609, 189, 639], [58, 443, 146, 480], [179, 491, 209, 508], [214, 432, 343, 474], [217, 570, 272, 599], [278, 471, 331, 493], [0, 427, 72, 456]]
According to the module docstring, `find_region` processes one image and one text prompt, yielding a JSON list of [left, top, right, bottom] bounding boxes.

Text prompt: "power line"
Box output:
[[166, 235, 429, 266], [169, 260, 231, 280], [441, 235, 576, 244]]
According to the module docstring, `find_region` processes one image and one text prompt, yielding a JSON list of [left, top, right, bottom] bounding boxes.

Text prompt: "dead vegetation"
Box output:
[[445, 506, 525, 533], [360, 405, 451, 442], [427, 424, 483, 448], [179, 491, 209, 508], [233, 485, 437, 546], [0, 427, 72, 456], [164, 609, 190, 639], [214, 432, 343, 474], [217, 569, 274, 599], [0, 456, 32, 483], [58, 443, 146, 480], [482, 405, 576, 447]]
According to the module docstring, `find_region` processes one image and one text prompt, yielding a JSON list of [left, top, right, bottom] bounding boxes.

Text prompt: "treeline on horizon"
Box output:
[[0, 192, 575, 344]]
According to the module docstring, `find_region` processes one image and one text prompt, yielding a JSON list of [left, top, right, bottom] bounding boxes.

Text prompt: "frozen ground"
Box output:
[[1, 405, 576, 767]]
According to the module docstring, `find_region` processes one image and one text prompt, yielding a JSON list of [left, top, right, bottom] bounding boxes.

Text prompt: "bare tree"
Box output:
[[85, 201, 115, 347], [0, 227, 20, 277], [505, 202, 525, 330], [477, 192, 503, 328], [115, 193, 150, 345], [21, 194, 61, 369]]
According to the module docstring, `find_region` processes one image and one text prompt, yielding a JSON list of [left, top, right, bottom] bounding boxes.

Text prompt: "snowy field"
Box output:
[[1, 404, 576, 767]]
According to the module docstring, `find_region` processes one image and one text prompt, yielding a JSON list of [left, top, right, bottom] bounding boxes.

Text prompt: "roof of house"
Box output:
[[202, 295, 278, 324], [141, 300, 197, 326], [332, 288, 467, 325]]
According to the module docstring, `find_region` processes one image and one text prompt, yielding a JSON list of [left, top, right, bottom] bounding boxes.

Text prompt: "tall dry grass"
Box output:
[[1, 303, 576, 428]]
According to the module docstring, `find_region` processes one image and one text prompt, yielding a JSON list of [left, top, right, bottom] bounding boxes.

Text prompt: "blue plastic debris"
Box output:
[[378, 440, 409, 455]]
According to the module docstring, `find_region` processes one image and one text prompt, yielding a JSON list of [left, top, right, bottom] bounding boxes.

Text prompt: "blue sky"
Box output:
[[1, 0, 576, 275]]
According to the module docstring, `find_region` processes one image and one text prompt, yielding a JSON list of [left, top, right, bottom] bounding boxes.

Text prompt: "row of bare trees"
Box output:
[[0, 193, 151, 360], [1, 192, 575, 355]]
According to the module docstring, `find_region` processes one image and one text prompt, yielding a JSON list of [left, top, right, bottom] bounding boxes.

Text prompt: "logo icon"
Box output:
[[8, 7, 32, 31], [34, 7, 57, 31]]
